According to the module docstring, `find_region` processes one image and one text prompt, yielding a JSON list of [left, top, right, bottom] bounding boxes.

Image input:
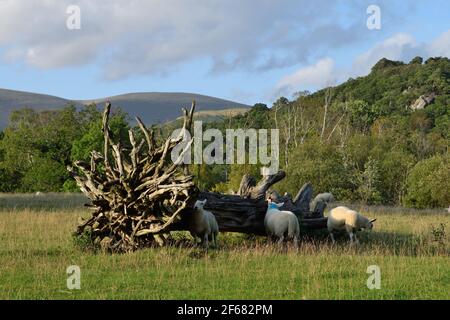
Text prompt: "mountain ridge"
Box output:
[[0, 89, 250, 129]]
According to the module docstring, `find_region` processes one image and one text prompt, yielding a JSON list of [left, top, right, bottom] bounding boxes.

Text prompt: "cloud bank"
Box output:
[[0, 0, 370, 80], [276, 29, 450, 98]]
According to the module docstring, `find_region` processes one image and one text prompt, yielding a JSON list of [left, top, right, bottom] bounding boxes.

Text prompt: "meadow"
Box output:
[[0, 193, 448, 300]]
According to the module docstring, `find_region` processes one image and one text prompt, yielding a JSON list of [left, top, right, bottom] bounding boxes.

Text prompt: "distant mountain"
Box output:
[[81, 92, 250, 125], [0, 89, 250, 129], [0, 89, 78, 129]]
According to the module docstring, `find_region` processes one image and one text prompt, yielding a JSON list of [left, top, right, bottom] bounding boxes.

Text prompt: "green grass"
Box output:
[[0, 194, 448, 299]]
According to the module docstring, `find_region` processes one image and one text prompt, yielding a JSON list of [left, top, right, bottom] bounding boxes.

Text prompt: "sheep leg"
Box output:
[[210, 232, 216, 248], [203, 233, 209, 249], [277, 235, 284, 246], [353, 233, 359, 245], [349, 232, 358, 245], [329, 232, 336, 244], [293, 236, 299, 248]]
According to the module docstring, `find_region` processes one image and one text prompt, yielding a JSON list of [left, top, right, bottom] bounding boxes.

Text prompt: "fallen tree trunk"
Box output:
[[170, 195, 328, 236], [68, 102, 328, 252], [170, 173, 328, 236]]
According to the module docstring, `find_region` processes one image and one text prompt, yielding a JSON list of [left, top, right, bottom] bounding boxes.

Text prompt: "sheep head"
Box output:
[[366, 218, 377, 230], [267, 199, 284, 210], [194, 199, 207, 210]]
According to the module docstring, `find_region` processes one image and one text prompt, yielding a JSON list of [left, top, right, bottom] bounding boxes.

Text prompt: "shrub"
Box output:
[[20, 157, 69, 192], [404, 154, 450, 208]]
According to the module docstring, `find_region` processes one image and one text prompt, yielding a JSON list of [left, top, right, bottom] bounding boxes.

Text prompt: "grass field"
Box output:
[[0, 193, 448, 300]]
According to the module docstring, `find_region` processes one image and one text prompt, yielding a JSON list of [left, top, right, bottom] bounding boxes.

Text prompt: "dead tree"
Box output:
[[68, 102, 328, 252], [170, 175, 328, 236]]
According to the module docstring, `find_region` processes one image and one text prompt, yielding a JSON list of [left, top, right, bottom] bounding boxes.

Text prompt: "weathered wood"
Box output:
[[170, 190, 328, 236], [69, 102, 329, 253], [239, 171, 286, 199], [170, 172, 328, 235], [68, 102, 198, 252], [293, 183, 314, 213]]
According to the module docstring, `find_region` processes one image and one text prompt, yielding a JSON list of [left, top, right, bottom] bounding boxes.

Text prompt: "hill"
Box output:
[[0, 90, 250, 129], [0, 89, 77, 129], [310, 56, 449, 115], [81, 92, 250, 125]]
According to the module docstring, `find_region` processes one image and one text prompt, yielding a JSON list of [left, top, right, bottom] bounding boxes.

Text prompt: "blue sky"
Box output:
[[0, 0, 448, 106]]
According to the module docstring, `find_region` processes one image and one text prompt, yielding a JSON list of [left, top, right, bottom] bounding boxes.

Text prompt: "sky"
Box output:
[[0, 0, 449, 106]]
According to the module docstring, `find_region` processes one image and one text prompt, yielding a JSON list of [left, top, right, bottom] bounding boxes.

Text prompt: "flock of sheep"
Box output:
[[188, 193, 377, 248]]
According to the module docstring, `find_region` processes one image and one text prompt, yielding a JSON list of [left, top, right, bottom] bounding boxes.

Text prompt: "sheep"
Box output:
[[188, 200, 219, 248], [264, 199, 300, 247], [327, 206, 376, 244], [310, 192, 335, 212]]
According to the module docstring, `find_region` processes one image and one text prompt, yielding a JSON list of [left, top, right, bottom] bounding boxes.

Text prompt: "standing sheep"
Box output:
[[265, 199, 300, 247], [310, 192, 335, 212], [327, 206, 376, 244], [188, 200, 219, 248]]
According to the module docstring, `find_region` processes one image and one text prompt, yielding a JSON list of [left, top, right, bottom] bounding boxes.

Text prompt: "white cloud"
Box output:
[[275, 58, 336, 97], [428, 29, 450, 57], [273, 29, 450, 100], [351, 30, 450, 77], [351, 33, 418, 76], [0, 0, 368, 80]]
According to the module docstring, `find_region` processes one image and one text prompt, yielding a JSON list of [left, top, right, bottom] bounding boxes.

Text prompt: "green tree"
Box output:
[[404, 154, 450, 208], [20, 157, 69, 192], [378, 150, 415, 205], [347, 100, 380, 131], [275, 139, 350, 199], [0, 104, 129, 192], [354, 156, 382, 204], [71, 109, 130, 162]]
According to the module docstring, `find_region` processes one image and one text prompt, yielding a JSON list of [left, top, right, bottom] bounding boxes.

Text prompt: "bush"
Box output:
[[63, 179, 80, 192], [275, 139, 350, 199], [404, 154, 450, 208], [20, 157, 69, 192]]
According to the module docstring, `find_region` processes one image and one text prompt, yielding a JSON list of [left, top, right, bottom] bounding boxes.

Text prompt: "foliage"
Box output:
[[20, 157, 69, 192], [354, 156, 382, 204], [0, 104, 129, 192], [71, 108, 130, 162], [404, 154, 450, 208]]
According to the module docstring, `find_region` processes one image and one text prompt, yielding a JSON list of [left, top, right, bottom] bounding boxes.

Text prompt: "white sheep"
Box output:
[[327, 206, 376, 244], [310, 192, 335, 211], [265, 199, 300, 247], [188, 200, 219, 248]]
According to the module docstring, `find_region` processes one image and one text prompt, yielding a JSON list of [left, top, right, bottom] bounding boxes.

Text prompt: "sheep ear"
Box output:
[[370, 219, 377, 223]]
